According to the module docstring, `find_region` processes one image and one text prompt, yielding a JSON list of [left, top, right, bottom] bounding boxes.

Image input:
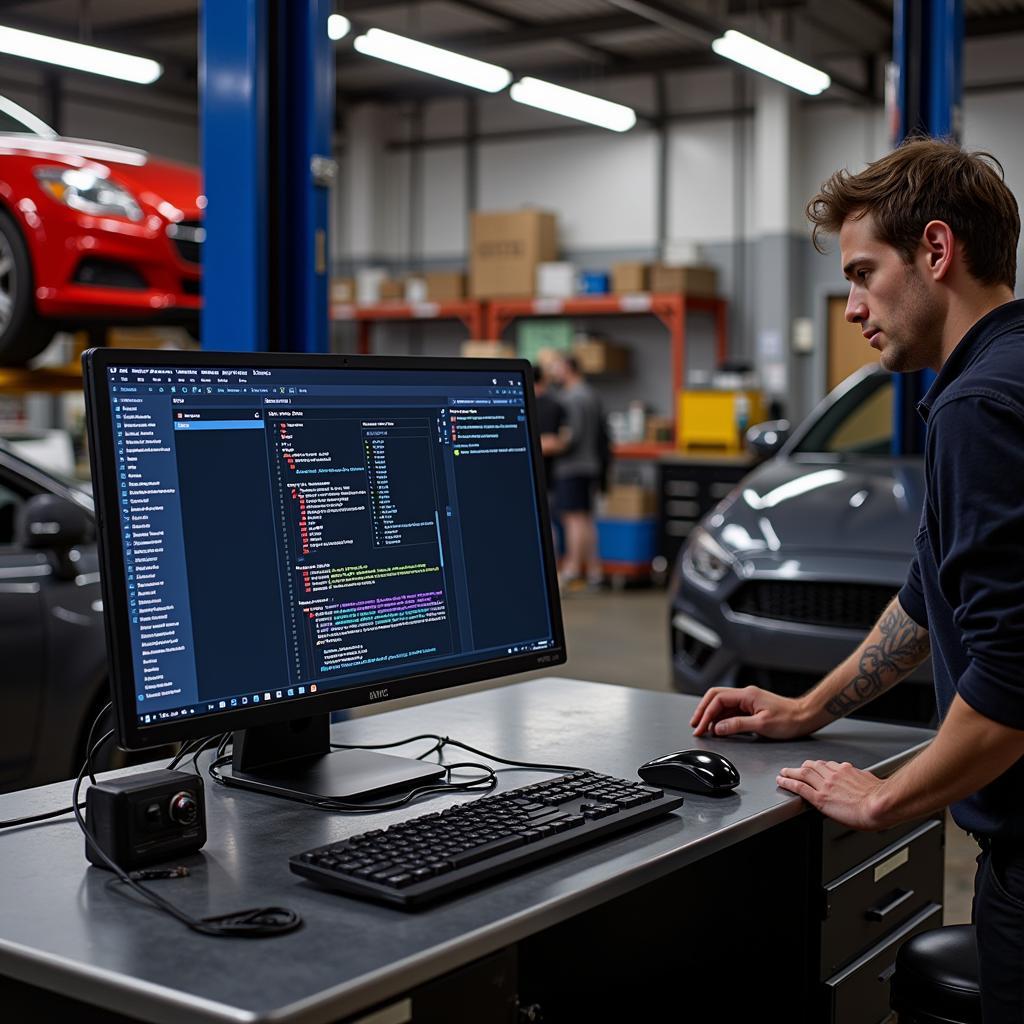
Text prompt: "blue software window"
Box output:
[[105, 364, 555, 725]]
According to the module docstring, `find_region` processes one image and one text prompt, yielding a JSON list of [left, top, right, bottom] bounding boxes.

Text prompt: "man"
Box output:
[[690, 138, 1024, 1021], [550, 354, 604, 590], [532, 362, 567, 492]]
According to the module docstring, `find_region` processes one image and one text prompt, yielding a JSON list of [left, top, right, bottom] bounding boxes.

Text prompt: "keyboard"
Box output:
[[289, 769, 685, 908]]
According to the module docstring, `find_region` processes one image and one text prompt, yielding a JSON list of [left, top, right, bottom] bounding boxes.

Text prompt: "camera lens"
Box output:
[[168, 791, 198, 826]]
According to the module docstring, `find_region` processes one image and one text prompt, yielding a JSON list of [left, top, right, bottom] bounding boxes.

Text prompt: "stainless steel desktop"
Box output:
[[0, 679, 938, 1023]]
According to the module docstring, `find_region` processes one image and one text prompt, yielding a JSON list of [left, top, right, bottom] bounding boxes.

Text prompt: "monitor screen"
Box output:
[[84, 350, 565, 762]]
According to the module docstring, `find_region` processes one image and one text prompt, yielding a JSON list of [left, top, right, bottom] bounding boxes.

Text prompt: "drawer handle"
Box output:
[[866, 888, 915, 922]]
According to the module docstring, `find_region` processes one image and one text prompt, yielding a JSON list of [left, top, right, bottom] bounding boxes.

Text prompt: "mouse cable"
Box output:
[[72, 730, 302, 938]]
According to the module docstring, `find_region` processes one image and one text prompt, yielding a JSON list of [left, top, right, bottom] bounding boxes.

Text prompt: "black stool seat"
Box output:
[[890, 925, 981, 1024]]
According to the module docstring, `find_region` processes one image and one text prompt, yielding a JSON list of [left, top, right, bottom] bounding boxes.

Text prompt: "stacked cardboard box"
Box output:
[[650, 264, 718, 297], [470, 210, 558, 299]]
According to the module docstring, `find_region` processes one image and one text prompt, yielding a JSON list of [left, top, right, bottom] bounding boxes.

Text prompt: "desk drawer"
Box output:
[[821, 819, 944, 977], [822, 814, 938, 883], [824, 903, 942, 1024]]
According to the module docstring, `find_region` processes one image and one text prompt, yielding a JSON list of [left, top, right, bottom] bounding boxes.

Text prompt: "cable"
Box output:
[[333, 733, 587, 774], [84, 700, 113, 785], [72, 731, 301, 939], [206, 731, 586, 814], [0, 705, 116, 829]]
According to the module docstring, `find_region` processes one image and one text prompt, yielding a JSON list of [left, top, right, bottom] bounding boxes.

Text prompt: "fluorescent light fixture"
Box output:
[[353, 28, 511, 93], [0, 24, 162, 85], [509, 77, 636, 132], [711, 30, 830, 96], [327, 14, 351, 41]]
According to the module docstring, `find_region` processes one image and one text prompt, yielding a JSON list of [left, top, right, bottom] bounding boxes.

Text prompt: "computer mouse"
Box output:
[[637, 749, 740, 794]]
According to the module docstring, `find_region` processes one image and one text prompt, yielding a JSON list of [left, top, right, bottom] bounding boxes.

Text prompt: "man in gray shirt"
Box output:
[[551, 355, 603, 589]]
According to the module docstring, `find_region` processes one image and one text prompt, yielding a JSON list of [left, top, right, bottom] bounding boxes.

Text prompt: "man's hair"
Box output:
[[806, 137, 1020, 290]]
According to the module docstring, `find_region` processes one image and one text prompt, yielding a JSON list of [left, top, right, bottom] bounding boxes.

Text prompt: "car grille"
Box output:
[[167, 219, 204, 265], [728, 580, 896, 631]]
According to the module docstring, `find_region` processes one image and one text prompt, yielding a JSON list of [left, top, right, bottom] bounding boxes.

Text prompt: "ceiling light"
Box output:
[[711, 30, 830, 96], [327, 15, 351, 41], [0, 24, 161, 85], [352, 28, 511, 93], [509, 77, 636, 132]]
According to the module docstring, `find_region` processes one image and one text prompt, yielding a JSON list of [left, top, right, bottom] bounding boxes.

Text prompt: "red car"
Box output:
[[0, 97, 202, 365]]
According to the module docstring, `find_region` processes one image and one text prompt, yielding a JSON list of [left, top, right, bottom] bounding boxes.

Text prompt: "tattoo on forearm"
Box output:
[[824, 604, 930, 719]]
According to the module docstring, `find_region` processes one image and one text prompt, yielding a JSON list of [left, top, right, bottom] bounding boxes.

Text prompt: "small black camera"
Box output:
[[85, 769, 206, 870]]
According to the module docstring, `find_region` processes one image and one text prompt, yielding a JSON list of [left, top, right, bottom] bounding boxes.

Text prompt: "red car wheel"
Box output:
[[0, 208, 53, 366]]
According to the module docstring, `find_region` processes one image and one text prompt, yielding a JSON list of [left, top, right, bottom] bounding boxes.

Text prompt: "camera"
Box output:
[[85, 768, 206, 870]]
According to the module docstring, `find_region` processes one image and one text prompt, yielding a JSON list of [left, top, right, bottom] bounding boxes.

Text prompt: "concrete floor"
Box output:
[[357, 587, 975, 925]]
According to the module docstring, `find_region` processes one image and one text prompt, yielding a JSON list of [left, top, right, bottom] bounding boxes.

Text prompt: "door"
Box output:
[[828, 295, 879, 391]]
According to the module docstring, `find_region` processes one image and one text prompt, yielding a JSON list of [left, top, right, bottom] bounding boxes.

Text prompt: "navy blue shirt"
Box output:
[[899, 298, 1024, 839]]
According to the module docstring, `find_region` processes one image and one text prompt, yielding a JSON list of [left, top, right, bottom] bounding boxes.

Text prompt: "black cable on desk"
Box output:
[[72, 731, 302, 939]]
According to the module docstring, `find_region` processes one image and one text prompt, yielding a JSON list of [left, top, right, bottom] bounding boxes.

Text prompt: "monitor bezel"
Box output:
[[83, 347, 567, 751]]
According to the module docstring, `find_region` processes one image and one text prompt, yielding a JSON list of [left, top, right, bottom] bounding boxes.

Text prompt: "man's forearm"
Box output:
[[798, 597, 930, 732], [870, 694, 1024, 827]]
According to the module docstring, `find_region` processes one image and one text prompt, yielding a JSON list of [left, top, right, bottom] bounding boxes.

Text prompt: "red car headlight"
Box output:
[[34, 166, 143, 222]]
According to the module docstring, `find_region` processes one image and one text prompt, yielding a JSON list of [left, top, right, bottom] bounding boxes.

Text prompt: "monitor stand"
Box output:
[[217, 714, 445, 803]]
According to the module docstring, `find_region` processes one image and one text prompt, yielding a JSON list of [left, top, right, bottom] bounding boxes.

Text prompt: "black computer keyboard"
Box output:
[[289, 770, 685, 908]]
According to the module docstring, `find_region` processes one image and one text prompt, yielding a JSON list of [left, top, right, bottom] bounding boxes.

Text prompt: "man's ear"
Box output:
[[921, 220, 955, 281]]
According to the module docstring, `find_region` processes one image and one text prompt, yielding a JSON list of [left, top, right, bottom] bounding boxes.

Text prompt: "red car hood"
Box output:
[[0, 133, 203, 216]]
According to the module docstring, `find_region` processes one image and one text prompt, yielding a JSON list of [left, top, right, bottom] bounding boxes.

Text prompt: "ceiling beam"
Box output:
[[446, 0, 625, 65]]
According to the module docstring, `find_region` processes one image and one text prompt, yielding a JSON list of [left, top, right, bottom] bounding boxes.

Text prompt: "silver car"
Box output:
[[670, 366, 935, 726]]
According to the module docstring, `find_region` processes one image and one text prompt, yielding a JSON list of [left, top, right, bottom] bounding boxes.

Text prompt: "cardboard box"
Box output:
[[424, 271, 466, 302], [461, 341, 517, 359], [377, 278, 404, 302], [536, 261, 575, 299], [603, 484, 658, 520], [573, 338, 631, 376], [470, 210, 558, 299], [612, 262, 649, 293], [650, 264, 718, 297], [330, 277, 355, 304]]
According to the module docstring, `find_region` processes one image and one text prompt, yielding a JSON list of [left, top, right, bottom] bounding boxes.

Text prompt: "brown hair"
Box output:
[[806, 137, 1020, 289]]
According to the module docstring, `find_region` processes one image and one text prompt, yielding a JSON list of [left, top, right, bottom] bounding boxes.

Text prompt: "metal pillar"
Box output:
[[890, 0, 963, 454], [200, 0, 333, 353]]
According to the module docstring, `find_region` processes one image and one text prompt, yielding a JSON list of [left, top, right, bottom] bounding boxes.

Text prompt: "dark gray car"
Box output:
[[0, 443, 109, 792], [670, 366, 935, 725]]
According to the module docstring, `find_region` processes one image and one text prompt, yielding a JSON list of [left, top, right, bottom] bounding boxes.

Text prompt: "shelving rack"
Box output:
[[331, 301, 486, 353]]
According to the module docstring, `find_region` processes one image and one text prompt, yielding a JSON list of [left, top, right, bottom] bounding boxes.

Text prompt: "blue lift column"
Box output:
[[890, 0, 964, 454], [200, 0, 333, 353]]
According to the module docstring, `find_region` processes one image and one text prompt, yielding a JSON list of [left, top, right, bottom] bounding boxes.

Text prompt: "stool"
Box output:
[[890, 925, 981, 1023]]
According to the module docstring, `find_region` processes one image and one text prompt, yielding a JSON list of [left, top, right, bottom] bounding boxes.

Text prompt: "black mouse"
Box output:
[[637, 749, 740, 794]]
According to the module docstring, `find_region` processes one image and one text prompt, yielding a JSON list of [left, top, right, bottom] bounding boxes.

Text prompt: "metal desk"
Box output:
[[0, 678, 935, 1023]]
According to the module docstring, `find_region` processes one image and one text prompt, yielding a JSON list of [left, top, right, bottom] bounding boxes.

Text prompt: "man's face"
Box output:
[[840, 213, 944, 373]]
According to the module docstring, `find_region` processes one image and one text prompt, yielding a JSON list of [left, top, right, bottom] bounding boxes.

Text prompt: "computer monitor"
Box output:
[[83, 349, 566, 803]]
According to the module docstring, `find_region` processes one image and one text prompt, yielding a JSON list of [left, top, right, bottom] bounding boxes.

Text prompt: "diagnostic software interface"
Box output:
[[104, 362, 557, 729]]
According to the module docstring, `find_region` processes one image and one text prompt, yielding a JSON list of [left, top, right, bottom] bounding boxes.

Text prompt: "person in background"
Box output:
[[550, 354, 603, 591], [532, 362, 567, 494]]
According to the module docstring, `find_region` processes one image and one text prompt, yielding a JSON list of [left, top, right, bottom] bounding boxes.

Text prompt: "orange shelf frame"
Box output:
[[331, 300, 485, 354], [484, 293, 728, 430]]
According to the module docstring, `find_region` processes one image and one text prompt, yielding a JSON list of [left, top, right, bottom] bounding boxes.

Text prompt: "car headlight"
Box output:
[[34, 166, 142, 222], [682, 526, 736, 589]]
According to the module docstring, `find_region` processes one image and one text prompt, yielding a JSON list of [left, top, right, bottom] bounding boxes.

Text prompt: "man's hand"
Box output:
[[690, 685, 811, 740], [776, 760, 890, 830]]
